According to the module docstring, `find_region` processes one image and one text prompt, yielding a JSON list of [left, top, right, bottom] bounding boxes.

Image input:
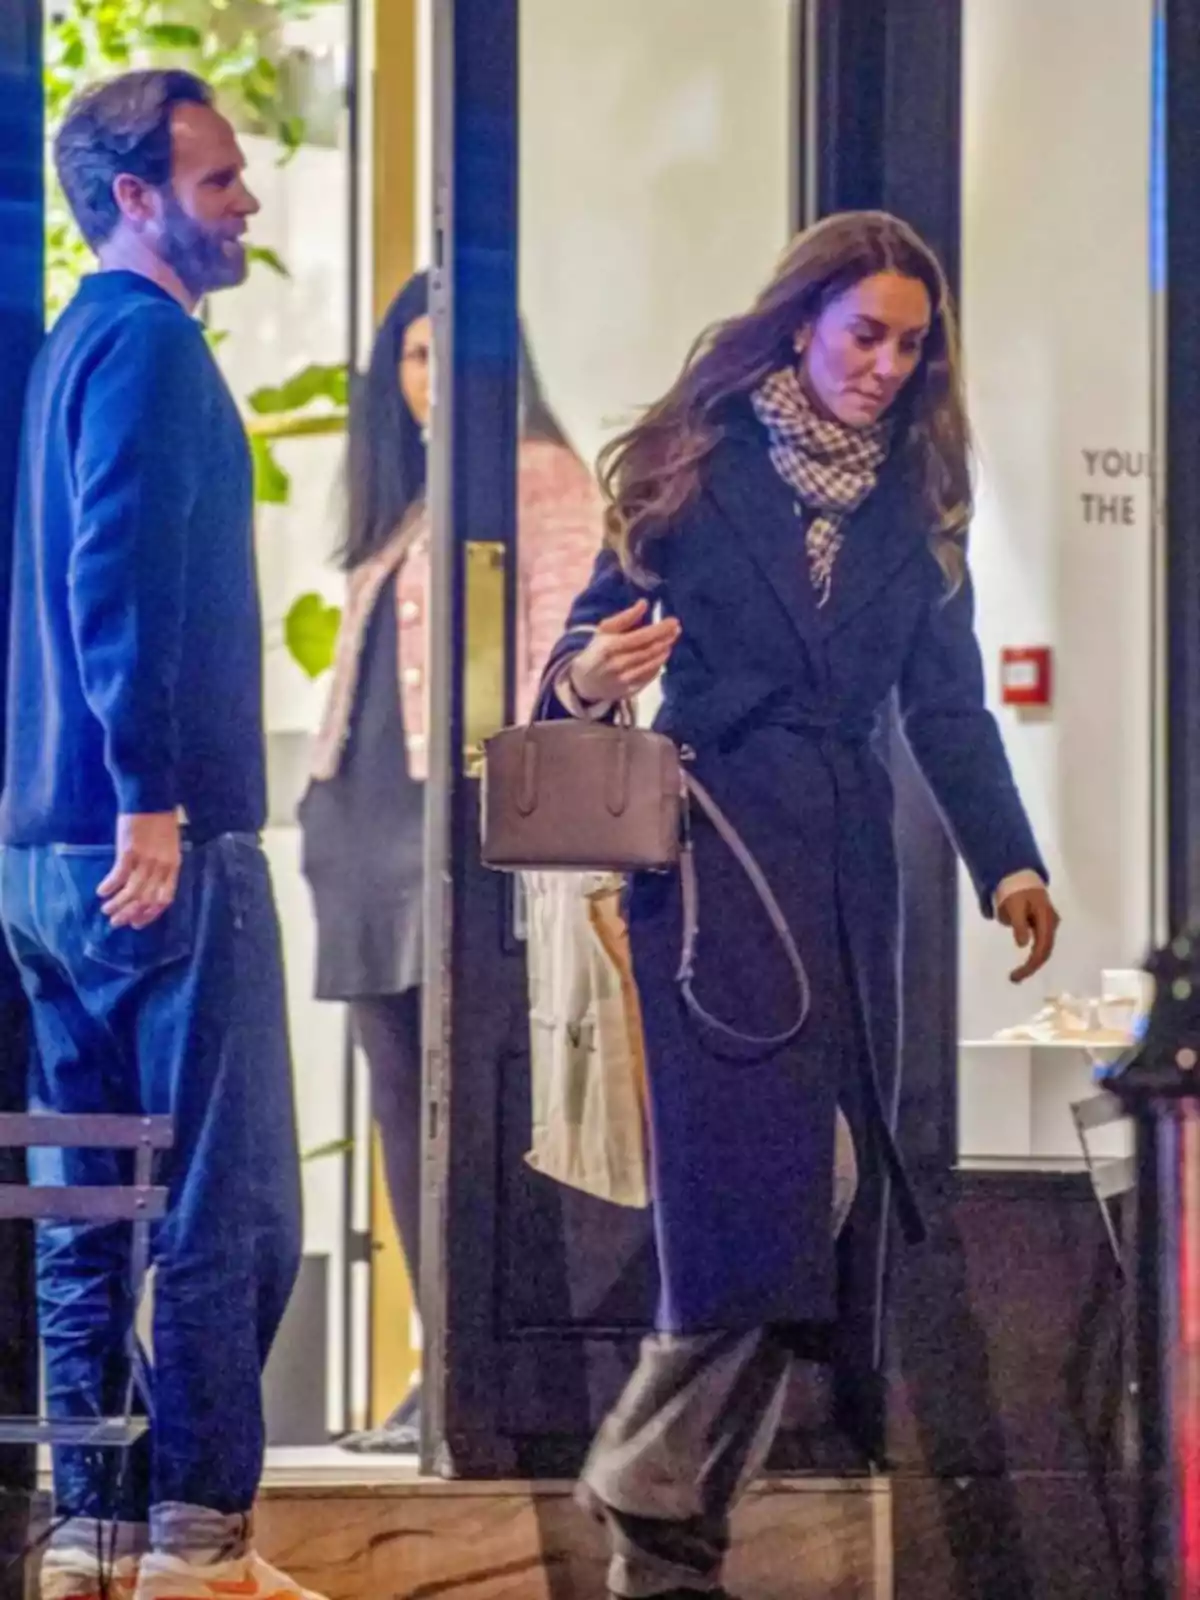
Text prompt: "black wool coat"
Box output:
[[548, 401, 1045, 1394]]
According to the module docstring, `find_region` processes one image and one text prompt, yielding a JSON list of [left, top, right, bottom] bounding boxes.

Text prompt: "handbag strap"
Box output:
[[676, 773, 811, 1053], [536, 631, 809, 1051]]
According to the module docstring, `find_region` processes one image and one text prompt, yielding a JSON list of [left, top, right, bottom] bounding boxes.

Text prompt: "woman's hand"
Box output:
[[568, 600, 681, 705], [999, 886, 1061, 984]]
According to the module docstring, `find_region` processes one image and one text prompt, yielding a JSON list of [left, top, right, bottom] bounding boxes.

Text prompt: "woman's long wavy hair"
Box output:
[[598, 211, 971, 590]]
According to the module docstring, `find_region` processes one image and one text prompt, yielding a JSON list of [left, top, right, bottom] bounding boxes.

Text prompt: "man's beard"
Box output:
[[156, 192, 246, 299]]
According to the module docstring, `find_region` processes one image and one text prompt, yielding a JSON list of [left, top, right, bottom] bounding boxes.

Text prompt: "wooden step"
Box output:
[[255, 1467, 891, 1600]]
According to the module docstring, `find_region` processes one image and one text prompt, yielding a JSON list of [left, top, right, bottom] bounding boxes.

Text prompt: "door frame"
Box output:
[[0, 0, 41, 1570], [422, 0, 521, 1476], [815, 0, 964, 1174]]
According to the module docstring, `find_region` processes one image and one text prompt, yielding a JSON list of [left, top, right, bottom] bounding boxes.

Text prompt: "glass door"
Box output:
[[422, 0, 804, 1477]]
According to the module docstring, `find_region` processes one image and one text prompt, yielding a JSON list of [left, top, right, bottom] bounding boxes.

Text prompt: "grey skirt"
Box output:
[[298, 772, 424, 1001]]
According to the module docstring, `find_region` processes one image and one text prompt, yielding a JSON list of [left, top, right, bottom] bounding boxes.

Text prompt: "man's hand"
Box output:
[[99, 812, 182, 929], [999, 886, 1061, 984]]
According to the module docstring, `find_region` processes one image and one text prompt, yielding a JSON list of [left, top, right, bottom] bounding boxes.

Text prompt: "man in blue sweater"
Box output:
[[0, 70, 320, 1600]]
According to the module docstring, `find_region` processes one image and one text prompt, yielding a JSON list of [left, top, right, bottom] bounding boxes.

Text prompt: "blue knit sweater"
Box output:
[[0, 271, 266, 845]]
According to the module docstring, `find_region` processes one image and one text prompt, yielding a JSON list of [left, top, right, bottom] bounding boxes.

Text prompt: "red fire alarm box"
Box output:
[[1000, 647, 1052, 708]]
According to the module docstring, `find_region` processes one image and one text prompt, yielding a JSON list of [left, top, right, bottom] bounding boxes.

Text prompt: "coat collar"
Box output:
[[704, 399, 930, 647], [705, 402, 822, 650]]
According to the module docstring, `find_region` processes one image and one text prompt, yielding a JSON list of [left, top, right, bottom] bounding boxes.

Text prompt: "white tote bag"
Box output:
[[523, 870, 650, 1209]]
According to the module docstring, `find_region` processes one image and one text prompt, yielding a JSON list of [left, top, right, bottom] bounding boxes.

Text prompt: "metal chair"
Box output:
[[1071, 1090, 1134, 1277], [0, 1112, 173, 1450]]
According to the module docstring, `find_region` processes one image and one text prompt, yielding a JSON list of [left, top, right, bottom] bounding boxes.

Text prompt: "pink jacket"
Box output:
[[310, 439, 604, 783]]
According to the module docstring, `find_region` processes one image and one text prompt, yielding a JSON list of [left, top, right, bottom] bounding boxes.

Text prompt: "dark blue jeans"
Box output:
[[0, 833, 302, 1530]]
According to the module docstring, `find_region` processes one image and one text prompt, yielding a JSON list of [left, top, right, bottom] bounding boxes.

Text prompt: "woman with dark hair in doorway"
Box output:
[[546, 212, 1060, 1598], [299, 270, 602, 1452]]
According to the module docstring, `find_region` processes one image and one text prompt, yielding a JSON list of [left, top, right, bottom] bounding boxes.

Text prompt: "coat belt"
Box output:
[[663, 686, 880, 752]]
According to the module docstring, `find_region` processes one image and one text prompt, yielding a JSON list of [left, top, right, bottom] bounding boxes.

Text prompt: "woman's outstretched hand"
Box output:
[[568, 600, 681, 705], [1000, 886, 1061, 984]]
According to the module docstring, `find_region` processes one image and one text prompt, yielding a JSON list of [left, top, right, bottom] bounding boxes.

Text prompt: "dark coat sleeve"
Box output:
[[537, 546, 649, 720], [897, 569, 1047, 916]]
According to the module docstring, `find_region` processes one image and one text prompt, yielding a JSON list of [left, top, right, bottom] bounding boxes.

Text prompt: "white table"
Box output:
[[958, 1038, 1132, 1163]]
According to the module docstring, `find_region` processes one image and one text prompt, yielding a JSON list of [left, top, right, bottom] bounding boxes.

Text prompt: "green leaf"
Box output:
[[250, 434, 290, 505], [243, 55, 279, 97], [248, 363, 349, 416], [276, 114, 306, 164], [246, 245, 290, 278], [284, 593, 342, 679], [143, 22, 203, 49]]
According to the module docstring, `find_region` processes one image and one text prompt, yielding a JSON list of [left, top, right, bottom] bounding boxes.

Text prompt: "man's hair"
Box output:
[[54, 69, 213, 249]]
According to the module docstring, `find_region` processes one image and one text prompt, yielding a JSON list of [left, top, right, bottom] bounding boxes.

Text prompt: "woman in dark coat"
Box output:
[[548, 211, 1060, 1599]]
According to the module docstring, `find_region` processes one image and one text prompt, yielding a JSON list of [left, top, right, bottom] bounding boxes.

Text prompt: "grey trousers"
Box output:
[[581, 1111, 859, 1597]]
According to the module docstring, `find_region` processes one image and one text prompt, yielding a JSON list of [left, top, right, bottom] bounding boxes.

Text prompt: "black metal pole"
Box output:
[[1123, 3, 1200, 1588], [1156, 1100, 1200, 1593], [1163, 0, 1200, 938], [1106, 935, 1200, 1598], [1136, 1105, 1168, 1589]]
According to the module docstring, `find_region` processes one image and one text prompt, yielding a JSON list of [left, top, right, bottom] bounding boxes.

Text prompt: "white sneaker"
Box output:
[[133, 1551, 327, 1600], [40, 1548, 140, 1600]]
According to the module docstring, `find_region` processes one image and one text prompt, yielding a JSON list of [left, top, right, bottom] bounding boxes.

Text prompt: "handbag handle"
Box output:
[[676, 773, 811, 1054], [534, 628, 635, 727]]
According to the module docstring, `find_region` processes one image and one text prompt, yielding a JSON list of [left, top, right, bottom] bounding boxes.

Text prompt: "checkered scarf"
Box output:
[[751, 365, 890, 607]]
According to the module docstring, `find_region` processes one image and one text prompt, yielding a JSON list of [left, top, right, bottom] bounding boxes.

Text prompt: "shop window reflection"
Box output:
[[956, 0, 1155, 1173]]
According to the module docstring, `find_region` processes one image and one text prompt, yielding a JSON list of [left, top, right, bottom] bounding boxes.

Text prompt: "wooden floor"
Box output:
[[255, 1466, 892, 1600], [13, 1463, 1133, 1599]]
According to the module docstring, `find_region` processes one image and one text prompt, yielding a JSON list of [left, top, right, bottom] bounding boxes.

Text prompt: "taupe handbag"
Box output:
[[481, 713, 683, 875], [480, 669, 811, 1054]]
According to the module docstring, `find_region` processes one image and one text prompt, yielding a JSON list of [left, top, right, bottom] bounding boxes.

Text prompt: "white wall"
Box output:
[[959, 0, 1155, 1041], [518, 0, 795, 468]]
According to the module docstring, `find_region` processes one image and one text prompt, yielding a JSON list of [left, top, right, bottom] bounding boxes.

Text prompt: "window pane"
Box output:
[[957, 0, 1154, 1171]]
